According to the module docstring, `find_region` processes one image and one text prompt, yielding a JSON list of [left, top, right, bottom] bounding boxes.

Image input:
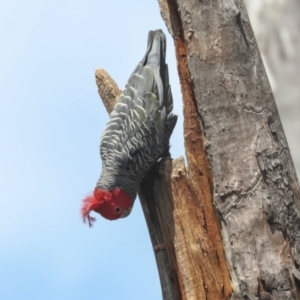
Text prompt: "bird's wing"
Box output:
[[100, 66, 164, 171]]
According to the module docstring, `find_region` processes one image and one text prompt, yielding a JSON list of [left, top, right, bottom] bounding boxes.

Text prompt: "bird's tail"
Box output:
[[145, 30, 177, 155], [130, 30, 173, 115]]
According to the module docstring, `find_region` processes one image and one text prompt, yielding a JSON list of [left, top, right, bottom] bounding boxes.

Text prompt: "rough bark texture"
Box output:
[[244, 0, 300, 180], [158, 0, 300, 299]]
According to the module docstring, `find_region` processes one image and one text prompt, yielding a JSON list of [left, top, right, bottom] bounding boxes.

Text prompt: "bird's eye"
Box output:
[[115, 207, 121, 213]]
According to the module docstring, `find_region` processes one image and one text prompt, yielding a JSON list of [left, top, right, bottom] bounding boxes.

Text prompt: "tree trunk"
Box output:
[[95, 0, 300, 298], [158, 0, 300, 299]]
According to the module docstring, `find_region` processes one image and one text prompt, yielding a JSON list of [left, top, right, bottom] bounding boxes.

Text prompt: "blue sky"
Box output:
[[0, 1, 183, 299]]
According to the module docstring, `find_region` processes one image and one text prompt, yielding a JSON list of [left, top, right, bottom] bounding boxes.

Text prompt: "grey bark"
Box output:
[[158, 0, 300, 299]]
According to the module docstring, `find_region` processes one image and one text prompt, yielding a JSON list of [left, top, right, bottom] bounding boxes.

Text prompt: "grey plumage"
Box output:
[[97, 29, 177, 202]]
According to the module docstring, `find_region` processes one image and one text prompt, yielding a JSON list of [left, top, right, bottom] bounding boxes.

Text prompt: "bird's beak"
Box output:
[[120, 207, 132, 218]]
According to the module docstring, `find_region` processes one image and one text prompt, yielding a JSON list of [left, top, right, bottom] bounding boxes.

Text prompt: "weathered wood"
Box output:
[[158, 0, 300, 299], [139, 159, 182, 300]]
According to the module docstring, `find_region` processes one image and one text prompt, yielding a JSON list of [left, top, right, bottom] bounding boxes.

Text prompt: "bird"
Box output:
[[81, 29, 177, 226]]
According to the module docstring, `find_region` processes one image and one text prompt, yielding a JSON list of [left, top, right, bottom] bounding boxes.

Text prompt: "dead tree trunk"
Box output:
[[95, 0, 300, 299], [157, 0, 300, 299]]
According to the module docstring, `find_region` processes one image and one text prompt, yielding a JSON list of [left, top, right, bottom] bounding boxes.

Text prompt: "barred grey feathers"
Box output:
[[97, 29, 177, 201]]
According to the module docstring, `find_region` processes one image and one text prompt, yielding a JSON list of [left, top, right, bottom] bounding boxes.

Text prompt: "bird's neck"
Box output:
[[97, 168, 138, 202]]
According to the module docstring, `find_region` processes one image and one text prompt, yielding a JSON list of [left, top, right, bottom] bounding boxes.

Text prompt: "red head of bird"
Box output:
[[81, 188, 133, 226]]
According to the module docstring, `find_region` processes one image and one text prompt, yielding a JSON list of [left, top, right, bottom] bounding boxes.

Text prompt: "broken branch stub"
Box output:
[[95, 68, 121, 113]]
